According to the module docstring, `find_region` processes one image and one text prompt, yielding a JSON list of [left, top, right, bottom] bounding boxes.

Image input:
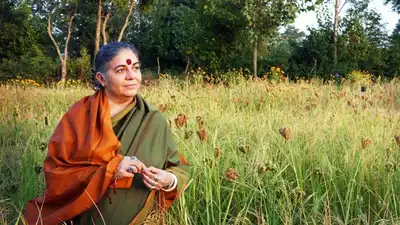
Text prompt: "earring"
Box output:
[[102, 83, 107, 88]]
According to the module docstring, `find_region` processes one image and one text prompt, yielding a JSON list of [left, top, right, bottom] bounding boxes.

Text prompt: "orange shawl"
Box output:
[[24, 91, 128, 224]]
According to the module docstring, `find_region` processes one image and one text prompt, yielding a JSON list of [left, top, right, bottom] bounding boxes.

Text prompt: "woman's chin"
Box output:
[[122, 90, 139, 98]]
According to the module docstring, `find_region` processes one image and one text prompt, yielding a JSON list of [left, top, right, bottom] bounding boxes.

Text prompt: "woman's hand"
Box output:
[[115, 156, 146, 179], [141, 167, 174, 190]]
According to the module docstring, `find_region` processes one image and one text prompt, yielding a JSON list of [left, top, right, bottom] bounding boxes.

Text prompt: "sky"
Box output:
[[292, 0, 400, 34]]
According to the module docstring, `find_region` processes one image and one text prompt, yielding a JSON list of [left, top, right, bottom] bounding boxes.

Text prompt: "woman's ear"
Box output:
[[96, 72, 106, 87]]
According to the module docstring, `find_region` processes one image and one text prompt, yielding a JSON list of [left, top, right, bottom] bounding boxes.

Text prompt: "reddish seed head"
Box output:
[[126, 59, 132, 65]]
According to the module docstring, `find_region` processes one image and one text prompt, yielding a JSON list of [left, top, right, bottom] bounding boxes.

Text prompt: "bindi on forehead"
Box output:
[[126, 59, 132, 65]]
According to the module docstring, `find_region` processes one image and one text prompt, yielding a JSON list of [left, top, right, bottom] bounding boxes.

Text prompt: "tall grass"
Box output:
[[1, 77, 400, 224]]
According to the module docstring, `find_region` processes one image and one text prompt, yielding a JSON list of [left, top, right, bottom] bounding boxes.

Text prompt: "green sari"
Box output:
[[74, 94, 190, 225]]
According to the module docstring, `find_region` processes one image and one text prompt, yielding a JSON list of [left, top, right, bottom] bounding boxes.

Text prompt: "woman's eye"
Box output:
[[116, 68, 125, 73], [133, 66, 140, 71]]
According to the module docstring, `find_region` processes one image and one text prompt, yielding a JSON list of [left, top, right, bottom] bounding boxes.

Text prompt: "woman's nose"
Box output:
[[126, 68, 136, 79]]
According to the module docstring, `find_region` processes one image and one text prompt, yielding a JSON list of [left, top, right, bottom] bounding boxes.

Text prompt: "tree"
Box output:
[[96, 0, 154, 51], [95, 0, 102, 55], [0, 1, 41, 61], [0, 1, 56, 80], [264, 26, 306, 73], [386, 0, 400, 13], [170, 5, 199, 73], [47, 1, 77, 84], [288, 0, 389, 78], [339, 0, 388, 74], [386, 22, 400, 76], [204, 0, 323, 77]]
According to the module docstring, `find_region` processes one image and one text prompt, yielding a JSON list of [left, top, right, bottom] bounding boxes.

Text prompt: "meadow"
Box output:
[[1, 75, 400, 225]]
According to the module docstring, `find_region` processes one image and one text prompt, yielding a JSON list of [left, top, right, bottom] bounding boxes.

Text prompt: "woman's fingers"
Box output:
[[142, 173, 155, 185], [126, 165, 138, 174], [142, 175, 161, 190], [147, 166, 160, 173], [117, 168, 134, 178], [117, 156, 146, 179], [141, 168, 156, 179], [142, 178, 152, 188], [128, 159, 146, 172], [141, 167, 172, 188]]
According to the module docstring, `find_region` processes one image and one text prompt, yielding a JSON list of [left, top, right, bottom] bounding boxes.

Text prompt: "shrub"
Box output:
[[346, 70, 373, 86]]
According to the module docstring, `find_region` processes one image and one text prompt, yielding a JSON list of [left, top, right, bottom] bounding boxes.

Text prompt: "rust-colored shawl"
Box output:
[[24, 91, 126, 224]]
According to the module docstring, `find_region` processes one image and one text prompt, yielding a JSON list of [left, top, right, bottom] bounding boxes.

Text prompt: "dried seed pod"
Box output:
[[196, 116, 206, 129], [39, 142, 47, 151], [34, 165, 43, 174], [158, 104, 168, 112], [361, 138, 372, 148], [305, 104, 317, 111], [279, 127, 291, 141], [258, 161, 277, 174], [197, 129, 207, 142], [238, 145, 249, 154], [386, 162, 397, 172], [225, 168, 238, 182], [174, 113, 188, 129], [184, 130, 193, 139], [347, 99, 353, 107], [215, 147, 222, 158], [291, 187, 306, 200], [203, 158, 213, 167], [387, 148, 394, 157], [395, 136, 400, 147]]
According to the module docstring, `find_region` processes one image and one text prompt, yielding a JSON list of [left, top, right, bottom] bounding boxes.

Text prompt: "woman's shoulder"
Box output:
[[141, 97, 168, 122], [66, 93, 96, 115]]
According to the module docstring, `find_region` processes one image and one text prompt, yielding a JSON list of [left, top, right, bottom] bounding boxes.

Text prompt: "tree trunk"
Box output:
[[48, 13, 75, 85], [79, 68, 84, 81], [185, 57, 190, 74], [253, 40, 258, 77], [95, 0, 102, 55], [118, 0, 135, 41], [61, 13, 75, 83], [157, 57, 160, 75], [61, 60, 67, 83], [102, 12, 110, 45], [47, 15, 63, 64], [334, 0, 340, 70]]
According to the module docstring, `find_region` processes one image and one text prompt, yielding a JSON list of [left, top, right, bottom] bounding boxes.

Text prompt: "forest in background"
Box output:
[[1, 0, 400, 83]]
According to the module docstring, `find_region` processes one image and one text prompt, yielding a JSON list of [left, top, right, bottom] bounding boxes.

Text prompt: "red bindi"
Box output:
[[126, 59, 132, 65]]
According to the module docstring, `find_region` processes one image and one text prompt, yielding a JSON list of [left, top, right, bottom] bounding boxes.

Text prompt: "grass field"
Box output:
[[1, 76, 400, 224]]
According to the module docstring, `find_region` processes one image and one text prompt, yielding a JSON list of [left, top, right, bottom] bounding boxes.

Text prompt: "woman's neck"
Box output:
[[105, 91, 135, 117]]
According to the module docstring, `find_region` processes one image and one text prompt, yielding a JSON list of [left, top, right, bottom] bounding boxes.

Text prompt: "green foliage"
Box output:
[[286, 1, 390, 79], [386, 28, 400, 76], [346, 70, 373, 85], [386, 0, 400, 13], [288, 27, 334, 79], [0, 50, 57, 81], [0, 1, 43, 60], [67, 48, 91, 81], [0, 0, 399, 82], [264, 26, 306, 75]]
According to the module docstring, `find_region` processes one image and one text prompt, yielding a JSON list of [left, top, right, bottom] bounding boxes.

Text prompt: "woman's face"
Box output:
[[98, 49, 142, 101]]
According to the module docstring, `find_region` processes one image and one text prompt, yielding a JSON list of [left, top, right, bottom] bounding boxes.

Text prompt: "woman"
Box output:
[[24, 42, 191, 225]]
